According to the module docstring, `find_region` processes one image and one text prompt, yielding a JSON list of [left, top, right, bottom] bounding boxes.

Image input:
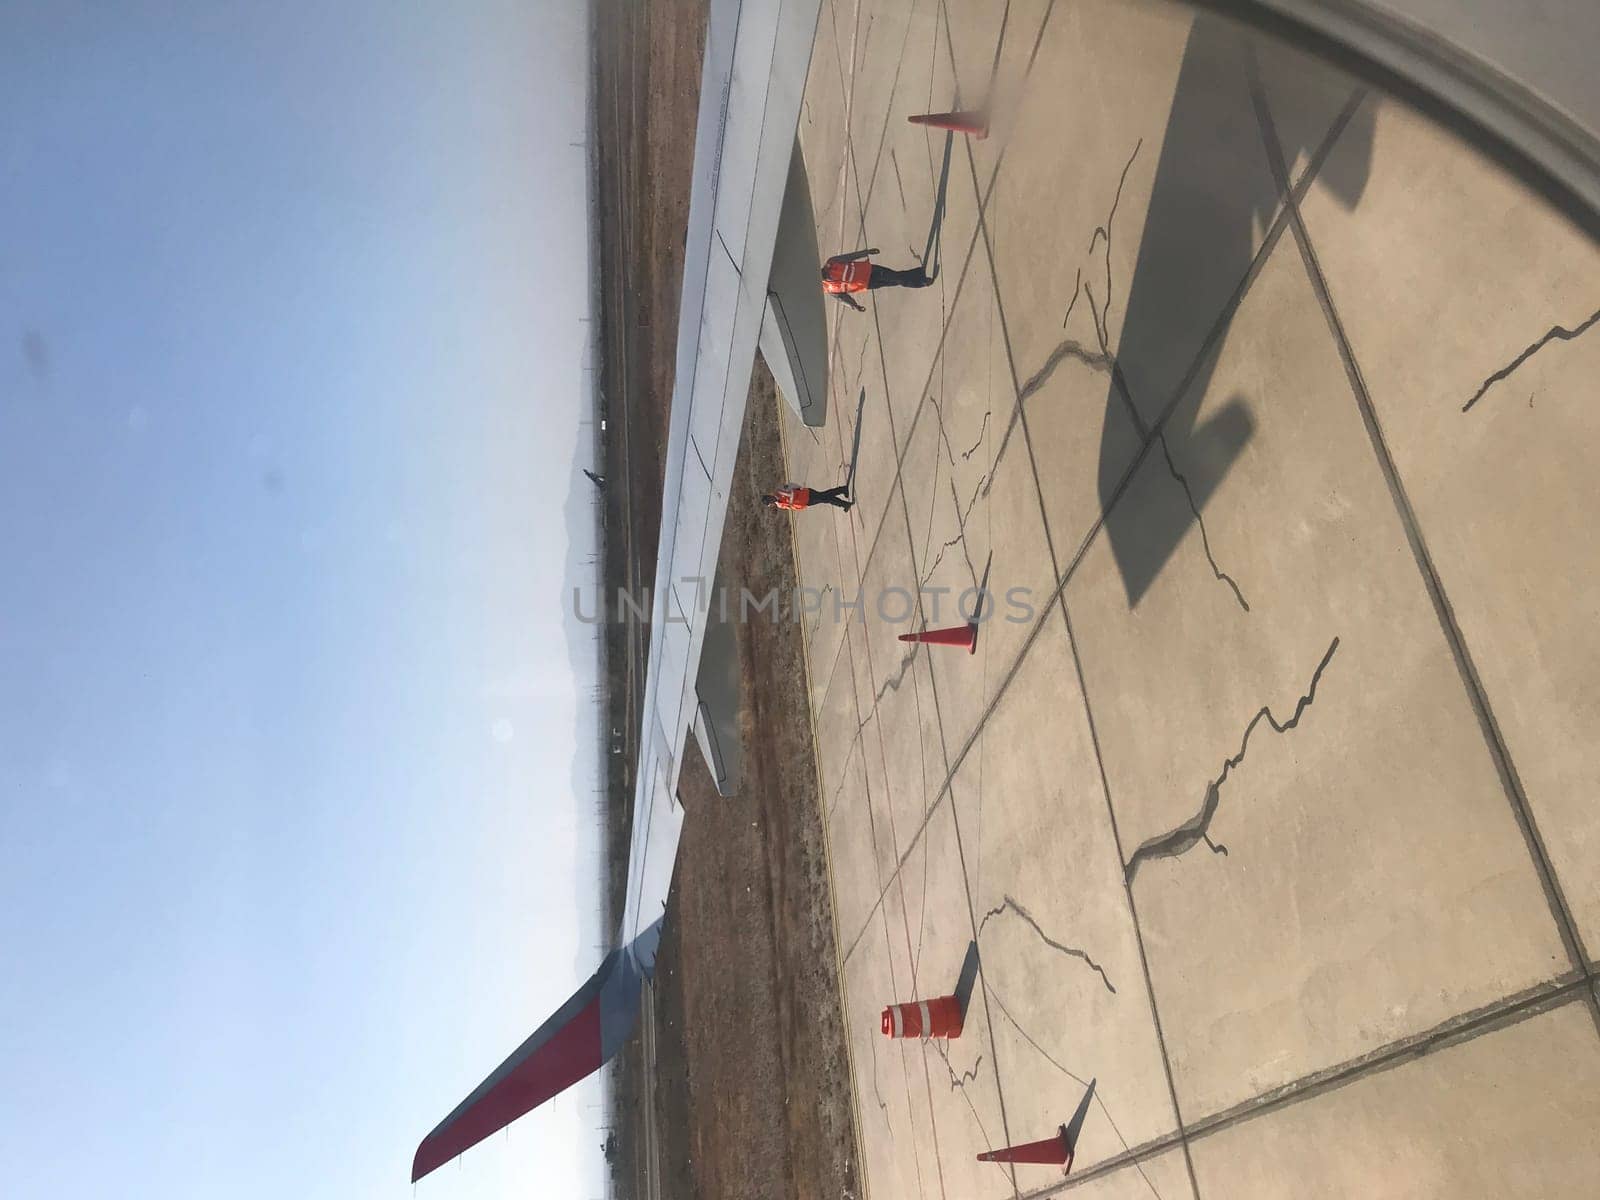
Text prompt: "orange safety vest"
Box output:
[[821, 259, 872, 294], [773, 485, 811, 510]]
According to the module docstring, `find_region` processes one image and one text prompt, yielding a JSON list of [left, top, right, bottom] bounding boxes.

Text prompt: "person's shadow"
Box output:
[[1098, 19, 1373, 607]]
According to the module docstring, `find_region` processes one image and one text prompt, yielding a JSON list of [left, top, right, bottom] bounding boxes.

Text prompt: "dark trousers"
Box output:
[[808, 485, 852, 509], [868, 265, 932, 290]]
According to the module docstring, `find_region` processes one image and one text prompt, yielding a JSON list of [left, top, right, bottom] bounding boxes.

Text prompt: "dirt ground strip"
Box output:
[[657, 365, 863, 1200], [787, 1, 1600, 1199], [596, 2, 862, 1198]]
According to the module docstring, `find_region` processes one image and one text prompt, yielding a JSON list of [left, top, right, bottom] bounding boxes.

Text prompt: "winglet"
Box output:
[[410, 935, 649, 1182]]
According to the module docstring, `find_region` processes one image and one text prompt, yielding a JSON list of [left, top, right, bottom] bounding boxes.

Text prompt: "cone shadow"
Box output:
[[921, 131, 954, 279], [953, 940, 981, 1020], [1063, 1077, 1096, 1153]]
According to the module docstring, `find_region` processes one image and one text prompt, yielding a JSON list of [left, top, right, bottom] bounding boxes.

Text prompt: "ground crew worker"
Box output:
[[821, 248, 933, 311], [762, 483, 854, 512]]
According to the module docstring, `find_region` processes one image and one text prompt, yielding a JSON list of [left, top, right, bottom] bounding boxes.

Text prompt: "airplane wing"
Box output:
[[411, 0, 822, 1181]]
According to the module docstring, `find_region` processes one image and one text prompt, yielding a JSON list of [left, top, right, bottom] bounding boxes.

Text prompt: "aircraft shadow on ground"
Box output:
[[1098, 18, 1374, 607]]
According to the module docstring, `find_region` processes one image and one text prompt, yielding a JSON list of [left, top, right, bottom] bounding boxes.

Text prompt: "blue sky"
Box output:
[[0, 3, 606, 1196]]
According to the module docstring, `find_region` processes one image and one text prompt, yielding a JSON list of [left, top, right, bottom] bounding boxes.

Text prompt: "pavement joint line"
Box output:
[[854, 640, 936, 1200], [851, 0, 926, 225], [840, 82, 1366, 971], [921, 393, 990, 591], [817, 0, 862, 444], [862, 8, 1064, 1194], [1022, 973, 1593, 1196], [833, 14, 1027, 1196], [833, 0, 945, 352], [864, 299, 956, 1200], [1246, 53, 1600, 1039], [776, 389, 877, 1200], [962, 118, 1210, 1165], [807, 0, 871, 739], [954, 50, 1204, 1193], [1057, 589, 1202, 1198], [981, 0, 1013, 109], [823, 15, 941, 1196]]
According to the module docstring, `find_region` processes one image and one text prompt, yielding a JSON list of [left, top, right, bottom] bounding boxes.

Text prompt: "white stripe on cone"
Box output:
[[918, 1001, 932, 1038]]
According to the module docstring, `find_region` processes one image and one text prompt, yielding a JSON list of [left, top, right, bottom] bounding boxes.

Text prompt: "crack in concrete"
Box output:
[[982, 334, 1114, 502], [986, 139, 1143, 494], [851, 330, 871, 396], [869, 1035, 891, 1124], [978, 895, 1117, 993], [807, 582, 836, 641], [933, 480, 990, 590], [891, 147, 908, 213], [1084, 139, 1147, 439], [1084, 139, 1142, 354], [1061, 265, 1083, 329], [1156, 431, 1250, 612], [933, 1039, 1000, 1175], [955, 472, 987, 568], [939, 1047, 982, 1091], [960, 410, 992, 461], [912, 838, 932, 983], [828, 639, 919, 819], [1125, 637, 1341, 882], [873, 644, 920, 708], [926, 393, 991, 586], [916, 396, 947, 575], [826, 728, 862, 822], [920, 473, 988, 588], [920, 532, 965, 588], [1460, 305, 1600, 412], [1026, 335, 1118, 387]]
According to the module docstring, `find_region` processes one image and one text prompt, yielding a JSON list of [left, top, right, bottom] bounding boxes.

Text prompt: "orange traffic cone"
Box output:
[[908, 109, 989, 139], [898, 622, 979, 654], [978, 1079, 1096, 1174], [881, 995, 964, 1039], [979, 1126, 1072, 1168]]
